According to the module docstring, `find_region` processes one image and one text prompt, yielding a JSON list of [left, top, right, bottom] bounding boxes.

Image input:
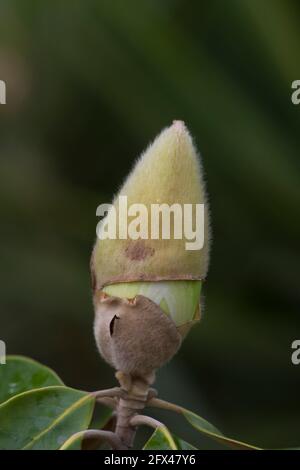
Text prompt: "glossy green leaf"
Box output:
[[182, 409, 260, 450], [173, 435, 197, 450], [0, 355, 63, 405], [60, 431, 86, 450], [61, 410, 115, 450], [147, 399, 261, 450], [143, 426, 177, 450], [0, 386, 95, 450]]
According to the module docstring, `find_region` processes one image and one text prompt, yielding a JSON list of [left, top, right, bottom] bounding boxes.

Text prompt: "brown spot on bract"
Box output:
[[99, 291, 109, 301], [125, 240, 155, 261]]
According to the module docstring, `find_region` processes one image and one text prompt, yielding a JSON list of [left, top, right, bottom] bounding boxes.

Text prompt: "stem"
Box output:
[[90, 372, 159, 449], [114, 371, 154, 448], [81, 430, 126, 450], [96, 397, 118, 409], [92, 387, 121, 399], [130, 414, 164, 430]]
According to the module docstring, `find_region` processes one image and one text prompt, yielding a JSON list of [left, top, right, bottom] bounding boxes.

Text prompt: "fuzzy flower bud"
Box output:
[[92, 121, 210, 376]]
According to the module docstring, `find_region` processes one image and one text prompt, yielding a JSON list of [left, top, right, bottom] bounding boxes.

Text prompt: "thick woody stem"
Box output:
[[114, 371, 155, 449], [90, 374, 159, 449]]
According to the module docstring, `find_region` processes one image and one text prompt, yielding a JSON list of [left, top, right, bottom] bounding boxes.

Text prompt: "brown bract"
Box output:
[[93, 293, 181, 377], [125, 240, 155, 261]]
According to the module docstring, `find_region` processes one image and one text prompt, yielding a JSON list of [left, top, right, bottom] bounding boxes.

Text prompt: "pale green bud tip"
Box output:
[[91, 120, 210, 290]]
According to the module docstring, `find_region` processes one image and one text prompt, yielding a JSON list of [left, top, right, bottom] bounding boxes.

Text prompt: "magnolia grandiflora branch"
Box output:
[[88, 368, 185, 450], [93, 388, 157, 410]]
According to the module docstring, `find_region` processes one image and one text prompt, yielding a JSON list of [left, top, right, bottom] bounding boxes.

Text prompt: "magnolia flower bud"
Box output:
[[93, 292, 181, 377], [92, 121, 210, 376]]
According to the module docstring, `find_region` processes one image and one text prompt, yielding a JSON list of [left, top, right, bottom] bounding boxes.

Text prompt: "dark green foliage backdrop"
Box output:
[[0, 0, 299, 449]]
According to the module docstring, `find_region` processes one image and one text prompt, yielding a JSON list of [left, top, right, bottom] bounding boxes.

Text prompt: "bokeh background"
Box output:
[[1, 0, 300, 449]]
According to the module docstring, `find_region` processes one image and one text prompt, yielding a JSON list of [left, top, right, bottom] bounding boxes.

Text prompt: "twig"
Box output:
[[147, 397, 184, 414], [114, 372, 153, 448], [130, 414, 164, 430], [91, 387, 121, 399], [88, 376, 162, 449], [80, 430, 126, 450], [96, 397, 118, 409]]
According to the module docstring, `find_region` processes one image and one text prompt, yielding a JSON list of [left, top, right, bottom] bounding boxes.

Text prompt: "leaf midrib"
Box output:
[[22, 390, 92, 450], [0, 385, 92, 450]]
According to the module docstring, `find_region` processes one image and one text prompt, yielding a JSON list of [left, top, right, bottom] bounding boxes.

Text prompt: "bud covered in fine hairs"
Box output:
[[92, 121, 210, 375]]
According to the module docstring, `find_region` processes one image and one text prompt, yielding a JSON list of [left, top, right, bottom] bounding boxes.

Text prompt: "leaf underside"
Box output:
[[0, 355, 64, 405]]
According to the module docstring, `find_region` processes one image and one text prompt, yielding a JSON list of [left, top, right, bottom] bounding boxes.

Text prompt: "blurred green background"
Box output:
[[0, 0, 300, 449]]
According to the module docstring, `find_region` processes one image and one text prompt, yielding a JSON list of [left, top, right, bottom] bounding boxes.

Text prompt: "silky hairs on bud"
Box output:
[[92, 121, 210, 376], [91, 121, 210, 290]]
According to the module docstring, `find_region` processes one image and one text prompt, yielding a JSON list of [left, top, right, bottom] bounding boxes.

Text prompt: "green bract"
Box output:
[[103, 280, 201, 327]]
